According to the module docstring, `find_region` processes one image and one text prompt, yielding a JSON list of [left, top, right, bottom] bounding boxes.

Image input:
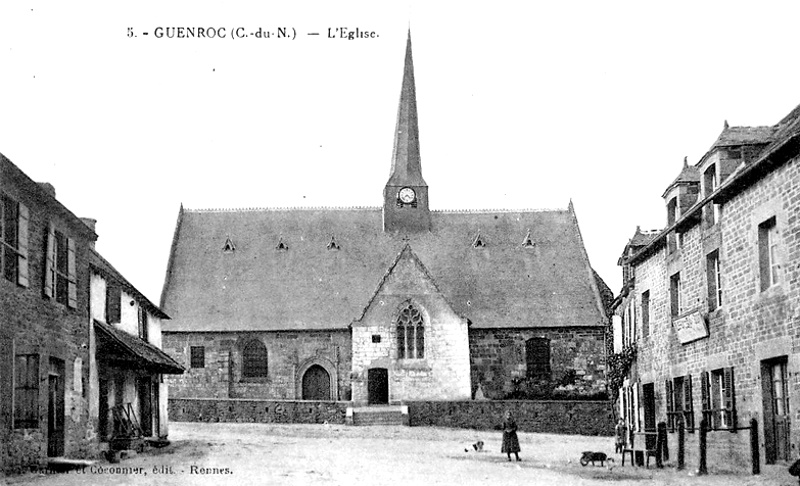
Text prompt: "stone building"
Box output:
[[614, 102, 800, 472], [160, 33, 609, 407], [89, 250, 183, 447], [0, 153, 183, 472], [1, 154, 98, 471]]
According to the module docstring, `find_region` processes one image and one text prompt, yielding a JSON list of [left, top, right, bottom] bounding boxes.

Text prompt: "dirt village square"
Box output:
[[3, 422, 796, 486]]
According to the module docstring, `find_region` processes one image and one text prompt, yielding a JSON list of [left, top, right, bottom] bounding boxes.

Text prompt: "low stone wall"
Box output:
[[169, 398, 350, 424], [406, 400, 614, 436], [169, 398, 614, 436]]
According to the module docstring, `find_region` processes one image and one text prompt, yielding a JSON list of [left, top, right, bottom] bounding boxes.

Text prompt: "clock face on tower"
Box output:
[[398, 187, 416, 204]]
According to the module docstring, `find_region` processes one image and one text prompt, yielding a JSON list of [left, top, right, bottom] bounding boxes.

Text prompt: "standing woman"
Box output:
[[501, 410, 521, 461]]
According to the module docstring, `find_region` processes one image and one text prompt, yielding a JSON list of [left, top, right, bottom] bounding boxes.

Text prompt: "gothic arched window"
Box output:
[[242, 340, 268, 378], [397, 303, 424, 359]]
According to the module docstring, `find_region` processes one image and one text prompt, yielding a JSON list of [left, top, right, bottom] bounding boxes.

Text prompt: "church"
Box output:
[[160, 33, 609, 406]]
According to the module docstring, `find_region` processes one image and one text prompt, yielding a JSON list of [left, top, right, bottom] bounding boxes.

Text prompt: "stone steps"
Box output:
[[347, 405, 409, 426]]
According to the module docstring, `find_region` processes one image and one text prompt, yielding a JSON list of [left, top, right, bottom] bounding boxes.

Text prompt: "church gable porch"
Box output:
[[351, 245, 471, 404]]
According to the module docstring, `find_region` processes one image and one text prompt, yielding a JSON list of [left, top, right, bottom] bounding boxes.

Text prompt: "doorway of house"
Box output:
[[642, 383, 656, 450], [762, 357, 790, 464], [99, 374, 110, 440], [47, 358, 65, 457], [137, 377, 153, 437], [302, 365, 331, 400], [367, 368, 388, 405]]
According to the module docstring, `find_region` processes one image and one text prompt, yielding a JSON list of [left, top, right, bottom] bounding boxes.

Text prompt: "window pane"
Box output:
[[415, 324, 424, 359], [242, 341, 268, 377], [397, 324, 405, 359]]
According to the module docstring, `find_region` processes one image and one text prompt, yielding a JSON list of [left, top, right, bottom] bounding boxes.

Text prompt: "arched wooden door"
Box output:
[[302, 365, 331, 400]]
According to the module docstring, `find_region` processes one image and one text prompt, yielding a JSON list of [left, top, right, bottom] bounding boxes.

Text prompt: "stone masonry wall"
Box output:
[[168, 398, 614, 436], [0, 167, 98, 473], [629, 153, 800, 472], [469, 327, 607, 400], [163, 330, 352, 401], [407, 400, 614, 436], [169, 398, 350, 424], [351, 249, 471, 403]]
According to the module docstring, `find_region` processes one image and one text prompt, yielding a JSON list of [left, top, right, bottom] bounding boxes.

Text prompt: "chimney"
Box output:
[[37, 182, 56, 198], [80, 218, 97, 248]]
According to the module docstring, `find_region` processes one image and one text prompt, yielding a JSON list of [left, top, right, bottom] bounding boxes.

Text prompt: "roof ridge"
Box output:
[[431, 207, 567, 214], [186, 206, 382, 213]]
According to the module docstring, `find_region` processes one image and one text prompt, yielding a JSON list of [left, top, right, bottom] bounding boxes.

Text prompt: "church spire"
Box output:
[[383, 30, 431, 234], [388, 30, 426, 187]]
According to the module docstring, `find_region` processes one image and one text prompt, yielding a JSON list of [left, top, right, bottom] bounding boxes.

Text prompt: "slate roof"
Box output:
[[90, 249, 169, 320], [95, 320, 184, 374], [711, 124, 775, 148], [161, 205, 606, 332], [662, 158, 700, 196], [629, 102, 800, 264]]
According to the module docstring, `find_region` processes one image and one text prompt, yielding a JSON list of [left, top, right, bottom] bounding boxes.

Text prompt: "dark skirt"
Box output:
[[501, 430, 520, 453]]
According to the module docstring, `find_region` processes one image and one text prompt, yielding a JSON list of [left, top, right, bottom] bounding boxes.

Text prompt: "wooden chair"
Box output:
[[621, 430, 635, 466], [643, 431, 659, 468]]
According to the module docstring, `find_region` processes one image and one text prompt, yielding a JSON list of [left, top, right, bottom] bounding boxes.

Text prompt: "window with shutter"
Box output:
[[67, 237, 76, 308], [758, 217, 780, 291], [707, 251, 720, 311], [723, 367, 737, 432], [641, 291, 650, 338], [44, 224, 55, 298], [14, 354, 39, 429], [138, 307, 149, 341], [0, 195, 28, 287], [106, 282, 121, 323], [45, 226, 78, 308], [665, 379, 675, 431], [670, 272, 681, 317], [700, 371, 711, 426], [684, 374, 695, 432]]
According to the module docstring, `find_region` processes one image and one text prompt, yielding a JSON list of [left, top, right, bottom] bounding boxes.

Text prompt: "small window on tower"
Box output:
[[327, 235, 340, 251], [472, 232, 486, 248], [521, 229, 535, 248], [276, 236, 289, 251], [223, 236, 235, 253]]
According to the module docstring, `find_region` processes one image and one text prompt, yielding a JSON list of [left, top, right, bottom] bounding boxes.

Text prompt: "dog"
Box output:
[[464, 440, 485, 453], [579, 451, 614, 467]]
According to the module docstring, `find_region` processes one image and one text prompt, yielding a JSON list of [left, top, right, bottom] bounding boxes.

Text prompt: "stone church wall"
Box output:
[[163, 330, 352, 401], [469, 327, 607, 400]]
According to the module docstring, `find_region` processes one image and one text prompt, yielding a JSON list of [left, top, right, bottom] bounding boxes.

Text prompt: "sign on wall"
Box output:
[[672, 310, 708, 344]]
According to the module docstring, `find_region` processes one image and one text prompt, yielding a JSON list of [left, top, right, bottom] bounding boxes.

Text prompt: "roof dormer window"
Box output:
[[222, 236, 235, 253], [276, 236, 289, 251], [472, 232, 486, 248], [703, 165, 720, 227], [667, 198, 678, 254], [521, 230, 535, 248], [327, 235, 340, 251]]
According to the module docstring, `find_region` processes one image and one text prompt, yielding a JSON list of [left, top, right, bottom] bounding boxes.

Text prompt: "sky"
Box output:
[[1, 1, 799, 305]]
